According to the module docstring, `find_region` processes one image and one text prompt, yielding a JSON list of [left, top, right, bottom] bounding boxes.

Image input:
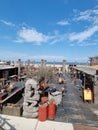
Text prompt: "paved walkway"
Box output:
[[0, 114, 98, 130], [54, 74, 98, 127]]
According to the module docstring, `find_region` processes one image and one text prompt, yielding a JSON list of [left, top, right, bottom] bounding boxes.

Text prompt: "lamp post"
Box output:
[[83, 73, 86, 89]]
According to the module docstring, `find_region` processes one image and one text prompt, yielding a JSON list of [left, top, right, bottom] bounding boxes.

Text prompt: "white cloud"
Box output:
[[48, 30, 68, 44], [15, 27, 51, 44], [68, 25, 98, 42], [0, 50, 64, 61], [0, 20, 15, 27], [78, 42, 97, 46], [31, 55, 65, 61], [57, 20, 69, 26], [93, 9, 98, 15], [15, 27, 68, 45], [74, 11, 91, 21], [50, 34, 67, 44], [73, 8, 98, 25], [67, 57, 89, 63], [0, 51, 27, 60], [69, 6, 98, 46]]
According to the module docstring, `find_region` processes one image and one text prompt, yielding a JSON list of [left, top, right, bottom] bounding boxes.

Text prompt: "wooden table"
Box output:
[[0, 86, 24, 110]]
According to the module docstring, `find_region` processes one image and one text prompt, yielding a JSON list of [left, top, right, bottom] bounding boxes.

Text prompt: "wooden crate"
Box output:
[[2, 104, 23, 116]]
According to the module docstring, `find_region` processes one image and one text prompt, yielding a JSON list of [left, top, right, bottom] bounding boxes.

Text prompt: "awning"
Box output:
[[73, 66, 96, 76]]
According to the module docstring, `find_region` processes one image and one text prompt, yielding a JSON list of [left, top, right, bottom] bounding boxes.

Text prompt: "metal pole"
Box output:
[[83, 73, 85, 89]]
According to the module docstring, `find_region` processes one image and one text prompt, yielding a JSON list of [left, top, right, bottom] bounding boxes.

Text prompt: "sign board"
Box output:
[[84, 89, 92, 101]]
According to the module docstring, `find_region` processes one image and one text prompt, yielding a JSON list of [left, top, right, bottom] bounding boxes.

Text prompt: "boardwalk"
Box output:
[[0, 75, 98, 130], [54, 74, 98, 127]]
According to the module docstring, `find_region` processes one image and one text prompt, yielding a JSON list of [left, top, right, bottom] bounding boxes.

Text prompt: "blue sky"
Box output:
[[0, 0, 98, 63]]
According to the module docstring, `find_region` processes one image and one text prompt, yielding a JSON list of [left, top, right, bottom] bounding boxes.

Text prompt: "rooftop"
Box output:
[[0, 65, 17, 70], [73, 66, 97, 76]]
